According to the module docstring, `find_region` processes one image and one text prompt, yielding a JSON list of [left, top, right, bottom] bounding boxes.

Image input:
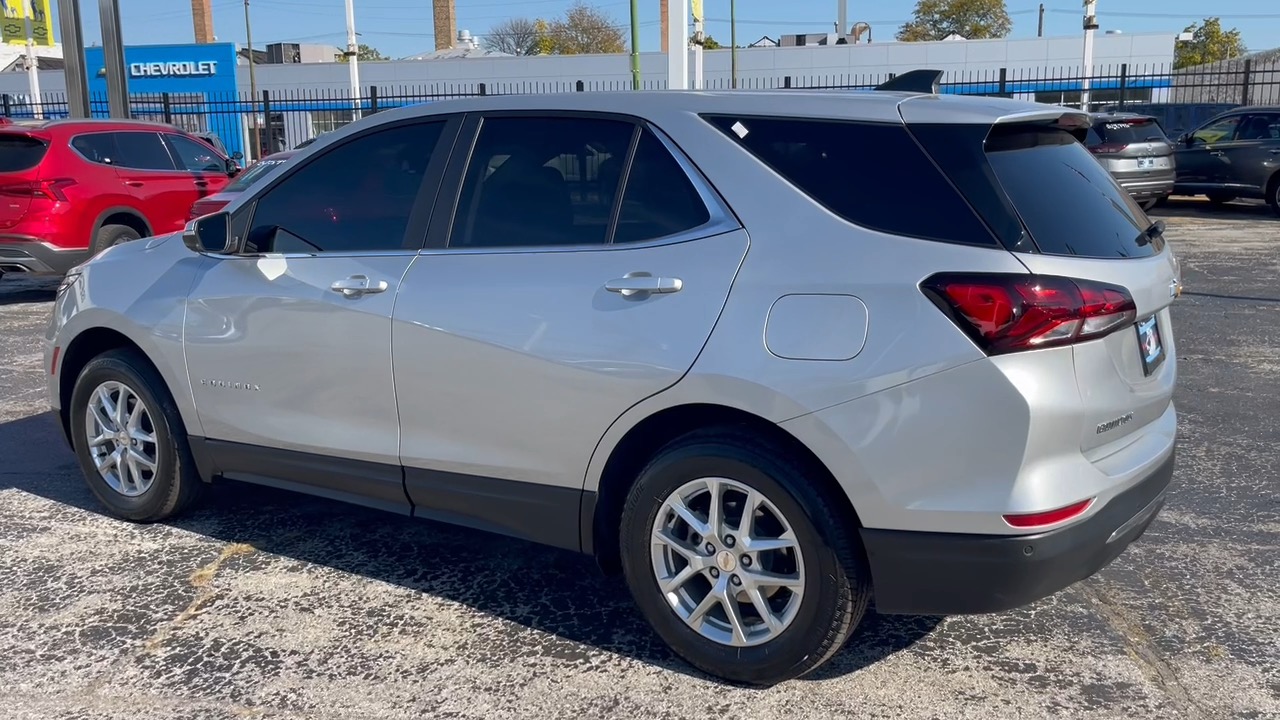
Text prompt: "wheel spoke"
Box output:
[[658, 564, 699, 594], [747, 587, 782, 632], [742, 533, 798, 554], [126, 454, 145, 487], [667, 495, 710, 537], [92, 388, 117, 432], [89, 432, 113, 448], [127, 395, 145, 432], [114, 387, 131, 427], [653, 527, 703, 565], [685, 586, 721, 627], [735, 488, 763, 534], [129, 448, 156, 472], [705, 478, 723, 538], [722, 593, 750, 646], [746, 568, 803, 590], [117, 449, 133, 489], [94, 449, 117, 472]]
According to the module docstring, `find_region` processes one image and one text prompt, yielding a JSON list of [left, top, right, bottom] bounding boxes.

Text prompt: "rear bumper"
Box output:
[[0, 237, 91, 275], [860, 447, 1175, 615], [1115, 176, 1175, 199]]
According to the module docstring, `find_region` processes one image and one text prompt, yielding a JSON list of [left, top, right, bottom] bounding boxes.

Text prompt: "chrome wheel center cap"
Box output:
[[716, 550, 737, 573]]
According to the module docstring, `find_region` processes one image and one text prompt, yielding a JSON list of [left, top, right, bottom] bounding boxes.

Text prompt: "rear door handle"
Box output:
[[605, 273, 683, 297], [330, 275, 389, 298], [125, 181, 143, 187], [194, 180, 209, 188]]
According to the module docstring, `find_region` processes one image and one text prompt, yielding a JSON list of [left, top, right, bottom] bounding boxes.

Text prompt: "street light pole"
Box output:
[[629, 0, 640, 89], [244, 0, 260, 159], [344, 0, 361, 119], [1081, 0, 1098, 109]]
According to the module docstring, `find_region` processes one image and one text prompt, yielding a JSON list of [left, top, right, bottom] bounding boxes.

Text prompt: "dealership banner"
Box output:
[[1, 0, 54, 46]]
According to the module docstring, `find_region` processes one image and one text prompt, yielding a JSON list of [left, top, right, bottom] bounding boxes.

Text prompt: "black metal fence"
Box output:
[[3, 59, 1276, 161]]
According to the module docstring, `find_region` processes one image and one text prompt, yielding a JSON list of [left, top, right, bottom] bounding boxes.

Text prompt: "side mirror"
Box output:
[[1179, 133, 1194, 147], [183, 211, 235, 254], [232, 150, 244, 161]]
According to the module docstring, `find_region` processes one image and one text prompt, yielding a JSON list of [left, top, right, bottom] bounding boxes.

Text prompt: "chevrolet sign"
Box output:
[[129, 61, 218, 78]]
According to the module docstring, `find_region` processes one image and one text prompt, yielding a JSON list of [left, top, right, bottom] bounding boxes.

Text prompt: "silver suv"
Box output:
[[46, 79, 1181, 686]]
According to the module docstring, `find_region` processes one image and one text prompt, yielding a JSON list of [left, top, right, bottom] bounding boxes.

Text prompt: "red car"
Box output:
[[189, 150, 297, 220], [0, 118, 236, 279]]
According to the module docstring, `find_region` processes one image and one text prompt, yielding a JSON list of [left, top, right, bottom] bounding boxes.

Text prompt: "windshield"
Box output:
[[225, 156, 291, 193]]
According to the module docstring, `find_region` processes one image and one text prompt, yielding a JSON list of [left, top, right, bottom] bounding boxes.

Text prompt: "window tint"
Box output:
[[614, 129, 711, 244], [71, 133, 118, 165], [113, 132, 177, 170], [1191, 115, 1240, 145], [450, 116, 635, 249], [166, 133, 225, 172], [985, 125, 1156, 259], [1236, 113, 1280, 141], [0, 135, 49, 171], [245, 122, 442, 254], [226, 155, 290, 193], [702, 115, 996, 247]]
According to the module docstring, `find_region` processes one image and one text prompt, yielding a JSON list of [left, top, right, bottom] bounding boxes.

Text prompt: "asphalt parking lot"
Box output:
[[1, 200, 1277, 720]]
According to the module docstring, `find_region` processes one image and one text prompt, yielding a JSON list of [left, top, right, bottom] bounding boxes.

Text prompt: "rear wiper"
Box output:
[[1135, 219, 1165, 246]]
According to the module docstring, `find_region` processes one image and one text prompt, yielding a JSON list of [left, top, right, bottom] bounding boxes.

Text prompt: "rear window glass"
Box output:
[[702, 115, 996, 247], [0, 135, 48, 172], [1092, 118, 1168, 144], [985, 125, 1157, 258]]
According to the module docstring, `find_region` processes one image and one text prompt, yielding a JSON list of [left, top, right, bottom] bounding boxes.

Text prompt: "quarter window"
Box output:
[[614, 129, 711, 244], [244, 121, 444, 254], [165, 133, 226, 172], [113, 131, 178, 171], [449, 116, 635, 249]]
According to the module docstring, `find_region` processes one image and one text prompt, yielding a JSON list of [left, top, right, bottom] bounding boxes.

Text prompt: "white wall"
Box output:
[[0, 32, 1176, 99]]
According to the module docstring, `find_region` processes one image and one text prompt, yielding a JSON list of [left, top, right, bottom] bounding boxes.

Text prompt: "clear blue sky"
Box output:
[[42, 0, 1280, 59]]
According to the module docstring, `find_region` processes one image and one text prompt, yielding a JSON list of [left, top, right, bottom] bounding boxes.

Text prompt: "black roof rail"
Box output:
[[875, 69, 943, 94]]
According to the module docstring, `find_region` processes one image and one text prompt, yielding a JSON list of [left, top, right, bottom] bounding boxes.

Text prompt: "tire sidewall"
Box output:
[[620, 441, 849, 683], [69, 354, 179, 520], [93, 224, 142, 255]]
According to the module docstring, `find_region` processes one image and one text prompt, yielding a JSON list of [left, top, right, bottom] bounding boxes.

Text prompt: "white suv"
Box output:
[[46, 74, 1181, 686]]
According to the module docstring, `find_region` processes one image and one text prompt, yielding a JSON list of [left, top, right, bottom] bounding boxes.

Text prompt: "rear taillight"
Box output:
[[1089, 142, 1129, 154], [922, 273, 1137, 355], [0, 178, 76, 202], [1003, 498, 1094, 529]]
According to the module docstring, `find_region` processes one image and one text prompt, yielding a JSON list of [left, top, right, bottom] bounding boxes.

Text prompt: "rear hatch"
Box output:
[[902, 102, 1179, 455], [0, 130, 51, 228], [1085, 116, 1174, 175]]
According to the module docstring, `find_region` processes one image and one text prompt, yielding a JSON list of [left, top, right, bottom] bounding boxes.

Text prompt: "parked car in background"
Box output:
[[47, 82, 1180, 685], [189, 150, 296, 220], [1172, 106, 1280, 216], [1083, 112, 1175, 210], [0, 118, 237, 280]]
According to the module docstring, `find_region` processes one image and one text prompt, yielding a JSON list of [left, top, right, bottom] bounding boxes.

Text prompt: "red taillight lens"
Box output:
[[1003, 498, 1094, 529], [1089, 142, 1129, 154], [0, 178, 76, 202], [922, 273, 1137, 354]]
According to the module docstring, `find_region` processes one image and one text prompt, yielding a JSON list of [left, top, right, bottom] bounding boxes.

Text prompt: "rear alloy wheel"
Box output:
[[91, 223, 142, 256], [620, 429, 871, 686]]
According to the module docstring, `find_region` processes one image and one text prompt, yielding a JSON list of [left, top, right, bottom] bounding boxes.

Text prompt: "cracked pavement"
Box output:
[[1, 200, 1277, 719]]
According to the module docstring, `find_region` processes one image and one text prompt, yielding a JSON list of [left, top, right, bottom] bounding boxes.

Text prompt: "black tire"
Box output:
[[1139, 198, 1158, 211], [91, 223, 142, 256], [69, 348, 203, 522], [1268, 174, 1280, 218], [619, 427, 871, 686], [1205, 192, 1236, 206]]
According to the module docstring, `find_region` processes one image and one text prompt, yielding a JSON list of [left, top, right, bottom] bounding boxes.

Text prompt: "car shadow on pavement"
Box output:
[[0, 279, 57, 306], [0, 411, 941, 685]]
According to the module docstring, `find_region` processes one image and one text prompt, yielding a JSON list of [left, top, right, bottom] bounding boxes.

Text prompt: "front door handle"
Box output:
[[605, 272, 683, 297], [1270, 149, 1280, 155], [1210, 150, 1226, 157], [194, 180, 210, 188], [330, 275, 389, 299], [125, 180, 143, 188]]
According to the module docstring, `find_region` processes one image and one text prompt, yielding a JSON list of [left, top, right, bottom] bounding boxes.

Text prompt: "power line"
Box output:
[[1046, 8, 1280, 19]]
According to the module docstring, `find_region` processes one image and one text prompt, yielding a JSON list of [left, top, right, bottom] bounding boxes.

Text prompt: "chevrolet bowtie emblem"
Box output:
[[1170, 279, 1183, 298]]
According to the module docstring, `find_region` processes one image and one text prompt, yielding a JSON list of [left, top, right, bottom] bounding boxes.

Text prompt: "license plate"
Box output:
[[1137, 157, 1155, 169], [1137, 315, 1165, 376]]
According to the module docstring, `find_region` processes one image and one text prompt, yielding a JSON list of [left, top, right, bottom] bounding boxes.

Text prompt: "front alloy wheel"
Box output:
[[85, 380, 160, 497], [651, 477, 805, 647]]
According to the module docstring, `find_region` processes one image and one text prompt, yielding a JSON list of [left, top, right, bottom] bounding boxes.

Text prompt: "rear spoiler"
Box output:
[[875, 69, 943, 95]]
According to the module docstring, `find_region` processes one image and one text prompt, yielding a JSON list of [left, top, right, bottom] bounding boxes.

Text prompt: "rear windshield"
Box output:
[[226, 155, 290, 192], [1091, 117, 1168, 144], [984, 125, 1155, 258], [0, 135, 48, 172]]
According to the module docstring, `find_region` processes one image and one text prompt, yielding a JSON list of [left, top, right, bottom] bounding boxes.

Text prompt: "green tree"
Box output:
[[694, 34, 723, 50], [1174, 17, 1247, 69], [545, 1, 626, 55], [896, 0, 1012, 42], [339, 44, 387, 62]]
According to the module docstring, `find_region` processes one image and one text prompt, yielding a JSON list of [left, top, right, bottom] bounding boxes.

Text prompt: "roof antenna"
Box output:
[[874, 69, 943, 94]]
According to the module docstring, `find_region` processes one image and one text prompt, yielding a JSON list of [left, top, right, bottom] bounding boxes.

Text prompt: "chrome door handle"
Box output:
[[330, 275, 388, 298], [1209, 151, 1225, 157], [605, 273, 683, 297]]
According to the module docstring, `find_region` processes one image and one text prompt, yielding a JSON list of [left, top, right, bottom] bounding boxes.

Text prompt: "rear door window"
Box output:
[[984, 125, 1155, 258], [614, 129, 712, 244], [113, 132, 179, 171], [702, 115, 997, 247], [0, 135, 48, 172], [164, 133, 226, 172], [71, 133, 119, 166]]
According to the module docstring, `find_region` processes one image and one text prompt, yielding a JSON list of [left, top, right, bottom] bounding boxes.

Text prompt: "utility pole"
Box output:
[[691, 0, 703, 89], [99, 0, 129, 118], [1081, 0, 1098, 109], [665, 0, 688, 89], [1038, 3, 1045, 37], [629, 0, 640, 89], [244, 0, 260, 159], [837, 0, 847, 43], [730, 0, 737, 89], [344, 0, 361, 120], [57, 0, 90, 118]]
